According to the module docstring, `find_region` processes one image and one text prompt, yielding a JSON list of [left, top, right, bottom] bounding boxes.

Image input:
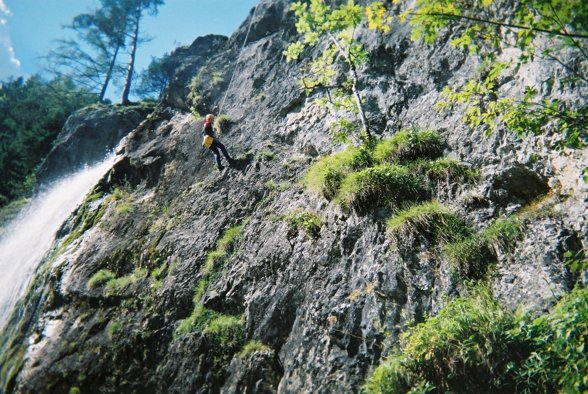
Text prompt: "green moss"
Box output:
[[176, 305, 221, 335], [386, 201, 471, 243], [335, 165, 422, 213], [107, 321, 122, 341], [87, 269, 116, 289], [374, 129, 444, 164], [104, 268, 148, 296], [303, 144, 373, 199]]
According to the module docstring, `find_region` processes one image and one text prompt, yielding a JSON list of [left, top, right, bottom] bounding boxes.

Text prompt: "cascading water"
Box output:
[[0, 154, 116, 330]]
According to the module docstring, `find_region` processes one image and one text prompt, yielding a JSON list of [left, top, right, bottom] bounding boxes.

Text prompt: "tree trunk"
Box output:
[[121, 1, 141, 105], [99, 39, 122, 102], [328, 33, 371, 141]]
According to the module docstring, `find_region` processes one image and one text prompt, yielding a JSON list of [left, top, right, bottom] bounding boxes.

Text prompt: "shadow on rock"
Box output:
[[229, 155, 254, 171]]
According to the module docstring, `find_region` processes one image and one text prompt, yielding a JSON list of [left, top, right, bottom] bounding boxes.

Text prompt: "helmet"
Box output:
[[205, 114, 215, 122]]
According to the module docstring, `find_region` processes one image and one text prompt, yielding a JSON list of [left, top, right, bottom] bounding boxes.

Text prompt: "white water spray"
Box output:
[[0, 155, 116, 330]]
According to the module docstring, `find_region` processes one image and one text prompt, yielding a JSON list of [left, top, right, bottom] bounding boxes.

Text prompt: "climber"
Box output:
[[202, 113, 234, 171]]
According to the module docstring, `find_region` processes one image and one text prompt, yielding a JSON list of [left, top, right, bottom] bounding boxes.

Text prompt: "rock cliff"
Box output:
[[1, 0, 586, 393]]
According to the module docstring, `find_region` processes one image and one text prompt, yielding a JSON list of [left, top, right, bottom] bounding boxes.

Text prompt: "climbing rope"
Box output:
[[217, 1, 261, 119]]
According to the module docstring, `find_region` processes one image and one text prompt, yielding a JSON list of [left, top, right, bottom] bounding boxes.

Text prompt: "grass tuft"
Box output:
[[386, 201, 471, 243], [411, 157, 481, 185], [239, 340, 272, 357], [87, 269, 116, 289], [374, 129, 444, 164], [303, 144, 373, 199], [335, 165, 422, 213]]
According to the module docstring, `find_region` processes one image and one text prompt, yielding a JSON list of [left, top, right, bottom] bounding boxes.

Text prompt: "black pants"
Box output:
[[209, 139, 232, 169]]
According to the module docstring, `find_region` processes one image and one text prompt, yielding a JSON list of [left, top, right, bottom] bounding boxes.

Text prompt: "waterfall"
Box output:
[[0, 155, 116, 330]]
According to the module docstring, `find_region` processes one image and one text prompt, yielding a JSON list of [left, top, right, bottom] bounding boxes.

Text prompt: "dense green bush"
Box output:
[[374, 129, 444, 164], [386, 201, 471, 244], [516, 286, 588, 393], [335, 165, 422, 213], [303, 144, 373, 199], [365, 286, 526, 393], [364, 286, 588, 394]]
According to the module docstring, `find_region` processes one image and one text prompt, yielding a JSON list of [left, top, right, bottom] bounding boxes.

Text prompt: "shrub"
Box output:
[[87, 269, 116, 289], [364, 286, 528, 393], [374, 129, 444, 164], [516, 286, 588, 393], [386, 201, 471, 244], [335, 165, 422, 213], [303, 144, 373, 199], [279, 209, 322, 239], [365, 286, 588, 394]]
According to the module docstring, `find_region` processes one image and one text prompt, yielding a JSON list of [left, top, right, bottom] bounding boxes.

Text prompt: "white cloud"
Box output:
[[0, 12, 21, 79], [7, 45, 19, 67], [0, 1, 11, 16]]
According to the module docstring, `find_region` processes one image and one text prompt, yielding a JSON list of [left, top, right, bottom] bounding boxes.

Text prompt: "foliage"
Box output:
[[239, 340, 272, 357], [0, 198, 29, 230], [336, 165, 422, 213], [0, 75, 98, 206], [104, 268, 148, 296], [411, 157, 481, 185], [365, 286, 588, 394], [400, 0, 588, 149], [516, 286, 588, 393], [135, 52, 177, 99], [87, 269, 116, 289], [187, 75, 204, 117], [303, 144, 373, 199], [45, 0, 129, 101], [284, 0, 375, 141], [364, 286, 528, 393], [386, 201, 471, 244], [442, 216, 522, 279], [278, 209, 322, 239], [373, 129, 444, 164], [442, 234, 493, 280]]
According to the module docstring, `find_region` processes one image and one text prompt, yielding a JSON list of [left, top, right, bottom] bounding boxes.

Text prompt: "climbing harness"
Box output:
[[217, 1, 261, 119]]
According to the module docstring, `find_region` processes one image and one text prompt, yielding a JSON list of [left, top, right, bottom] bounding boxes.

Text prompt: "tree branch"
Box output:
[[413, 11, 588, 40]]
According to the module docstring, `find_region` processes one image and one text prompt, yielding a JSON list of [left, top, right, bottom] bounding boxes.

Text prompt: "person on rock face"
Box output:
[[202, 113, 233, 171]]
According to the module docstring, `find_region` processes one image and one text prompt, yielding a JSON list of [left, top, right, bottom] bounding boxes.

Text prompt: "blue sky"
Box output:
[[0, 0, 258, 97]]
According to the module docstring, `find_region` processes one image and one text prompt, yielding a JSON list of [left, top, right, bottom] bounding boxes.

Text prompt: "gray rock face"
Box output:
[[37, 105, 150, 183], [1, 0, 586, 393]]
